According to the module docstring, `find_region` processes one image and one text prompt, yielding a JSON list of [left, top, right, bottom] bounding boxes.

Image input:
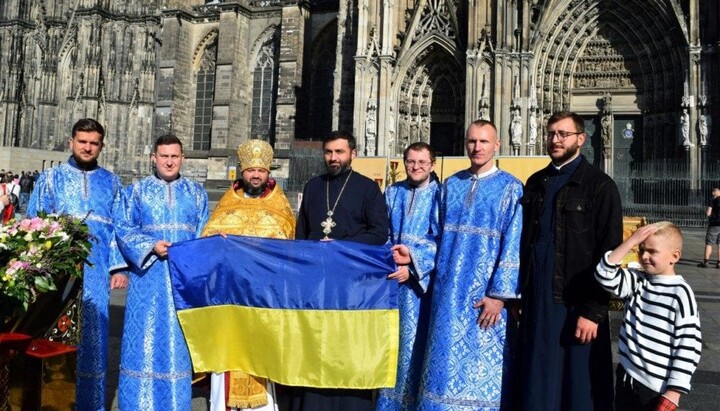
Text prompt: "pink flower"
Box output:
[[18, 218, 33, 231], [9, 260, 29, 270], [48, 221, 62, 234], [29, 217, 47, 232], [5, 260, 30, 277]]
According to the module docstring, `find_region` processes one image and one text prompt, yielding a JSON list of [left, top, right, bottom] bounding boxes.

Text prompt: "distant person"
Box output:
[[1, 172, 20, 223], [697, 187, 720, 268], [595, 222, 702, 411], [19, 171, 34, 211], [1, 172, 19, 220]]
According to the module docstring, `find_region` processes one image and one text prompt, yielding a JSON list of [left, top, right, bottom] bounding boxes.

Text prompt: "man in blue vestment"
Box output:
[[295, 130, 389, 411], [377, 142, 440, 411], [114, 134, 209, 411], [516, 111, 621, 411], [417, 120, 523, 411], [27, 118, 128, 411]]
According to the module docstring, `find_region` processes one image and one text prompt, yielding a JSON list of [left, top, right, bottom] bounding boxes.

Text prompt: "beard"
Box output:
[[72, 154, 98, 170], [243, 180, 267, 196], [548, 142, 581, 165], [326, 160, 352, 177]]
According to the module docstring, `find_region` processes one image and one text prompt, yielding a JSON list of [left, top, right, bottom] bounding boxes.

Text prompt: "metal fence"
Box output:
[[287, 146, 326, 193], [615, 162, 720, 227]]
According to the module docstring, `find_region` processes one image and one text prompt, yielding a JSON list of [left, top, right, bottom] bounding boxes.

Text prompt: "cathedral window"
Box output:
[[193, 40, 217, 151], [251, 42, 278, 141]]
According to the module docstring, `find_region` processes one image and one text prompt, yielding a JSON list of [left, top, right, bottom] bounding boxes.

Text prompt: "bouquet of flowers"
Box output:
[[0, 213, 92, 318]]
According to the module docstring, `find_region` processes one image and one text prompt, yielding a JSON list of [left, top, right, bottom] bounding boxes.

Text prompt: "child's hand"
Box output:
[[627, 224, 659, 247], [607, 224, 659, 265]]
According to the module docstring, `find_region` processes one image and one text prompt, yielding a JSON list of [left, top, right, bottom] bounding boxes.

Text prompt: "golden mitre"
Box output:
[[237, 139, 273, 171]]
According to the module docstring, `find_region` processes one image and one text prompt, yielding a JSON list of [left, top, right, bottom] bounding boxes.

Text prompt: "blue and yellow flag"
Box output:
[[168, 235, 399, 389]]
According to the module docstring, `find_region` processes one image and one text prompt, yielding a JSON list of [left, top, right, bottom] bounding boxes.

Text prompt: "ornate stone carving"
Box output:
[[510, 109, 522, 153], [365, 84, 378, 156], [699, 112, 711, 146], [193, 30, 219, 72], [601, 92, 613, 157], [414, 0, 456, 41], [510, 75, 522, 154], [528, 77, 539, 154], [680, 108, 690, 147], [574, 35, 636, 91], [478, 73, 490, 121]]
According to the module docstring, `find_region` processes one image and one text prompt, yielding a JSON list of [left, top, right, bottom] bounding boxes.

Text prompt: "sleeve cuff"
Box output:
[[601, 250, 622, 268]]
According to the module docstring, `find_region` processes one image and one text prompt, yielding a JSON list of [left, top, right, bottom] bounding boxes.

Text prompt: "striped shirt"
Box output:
[[595, 252, 702, 394]]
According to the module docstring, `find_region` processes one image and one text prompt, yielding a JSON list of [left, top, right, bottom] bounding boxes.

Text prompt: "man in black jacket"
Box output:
[[19, 171, 34, 212], [516, 111, 622, 411]]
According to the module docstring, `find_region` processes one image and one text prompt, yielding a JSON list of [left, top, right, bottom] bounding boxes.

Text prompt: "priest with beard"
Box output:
[[294, 131, 389, 410], [516, 111, 620, 411], [202, 139, 296, 411]]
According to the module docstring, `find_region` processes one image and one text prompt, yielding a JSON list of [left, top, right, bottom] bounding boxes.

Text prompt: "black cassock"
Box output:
[[296, 168, 388, 245], [292, 167, 389, 411]]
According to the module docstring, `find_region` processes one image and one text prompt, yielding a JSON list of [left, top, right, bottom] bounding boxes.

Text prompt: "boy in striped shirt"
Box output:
[[595, 221, 702, 411]]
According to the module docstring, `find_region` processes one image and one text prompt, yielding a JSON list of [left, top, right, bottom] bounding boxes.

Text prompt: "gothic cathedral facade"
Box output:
[[0, 0, 718, 182]]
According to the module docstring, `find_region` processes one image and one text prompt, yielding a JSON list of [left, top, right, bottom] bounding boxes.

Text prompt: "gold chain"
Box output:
[[321, 170, 353, 239], [326, 170, 353, 217]]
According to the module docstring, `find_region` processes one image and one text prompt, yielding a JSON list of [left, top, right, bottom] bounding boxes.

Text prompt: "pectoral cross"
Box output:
[[321, 212, 336, 240]]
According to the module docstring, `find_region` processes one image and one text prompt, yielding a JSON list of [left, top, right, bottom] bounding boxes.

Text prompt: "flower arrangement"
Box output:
[[0, 213, 92, 318]]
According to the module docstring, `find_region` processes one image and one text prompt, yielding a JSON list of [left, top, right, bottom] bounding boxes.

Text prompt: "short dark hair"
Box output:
[[547, 111, 585, 134], [403, 142, 436, 163], [72, 118, 105, 141], [323, 130, 356, 151], [466, 119, 497, 138], [153, 134, 183, 153]]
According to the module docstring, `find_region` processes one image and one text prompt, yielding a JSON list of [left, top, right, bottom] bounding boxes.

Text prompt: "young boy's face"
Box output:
[[639, 234, 680, 276]]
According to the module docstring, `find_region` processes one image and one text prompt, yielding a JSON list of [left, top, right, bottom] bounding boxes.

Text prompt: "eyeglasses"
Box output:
[[546, 130, 582, 140], [404, 160, 433, 168]]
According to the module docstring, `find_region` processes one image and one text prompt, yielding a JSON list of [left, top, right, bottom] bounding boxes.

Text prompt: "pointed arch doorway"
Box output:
[[431, 76, 464, 156], [396, 44, 464, 156]]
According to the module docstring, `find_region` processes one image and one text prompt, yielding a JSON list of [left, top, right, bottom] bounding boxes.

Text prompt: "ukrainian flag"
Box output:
[[168, 235, 399, 389]]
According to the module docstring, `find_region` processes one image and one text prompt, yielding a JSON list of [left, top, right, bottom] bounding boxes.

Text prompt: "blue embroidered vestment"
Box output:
[[377, 178, 441, 411], [113, 175, 208, 411], [27, 160, 126, 411], [417, 169, 523, 411]]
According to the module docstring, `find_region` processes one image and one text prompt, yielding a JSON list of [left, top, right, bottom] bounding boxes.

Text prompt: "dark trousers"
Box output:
[[285, 387, 374, 411], [615, 364, 663, 411]]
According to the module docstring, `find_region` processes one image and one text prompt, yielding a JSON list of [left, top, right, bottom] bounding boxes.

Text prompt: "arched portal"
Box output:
[[533, 0, 687, 167], [396, 42, 465, 156]]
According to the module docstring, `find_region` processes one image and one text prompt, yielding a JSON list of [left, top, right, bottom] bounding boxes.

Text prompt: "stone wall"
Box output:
[[0, 147, 75, 174]]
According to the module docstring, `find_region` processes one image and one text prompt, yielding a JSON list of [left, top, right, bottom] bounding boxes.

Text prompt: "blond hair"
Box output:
[[652, 221, 683, 251]]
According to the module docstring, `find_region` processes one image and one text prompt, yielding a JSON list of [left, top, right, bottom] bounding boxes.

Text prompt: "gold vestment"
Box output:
[[201, 182, 295, 408]]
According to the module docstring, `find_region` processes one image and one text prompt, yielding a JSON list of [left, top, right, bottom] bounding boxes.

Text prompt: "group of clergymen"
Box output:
[[25, 111, 701, 411]]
